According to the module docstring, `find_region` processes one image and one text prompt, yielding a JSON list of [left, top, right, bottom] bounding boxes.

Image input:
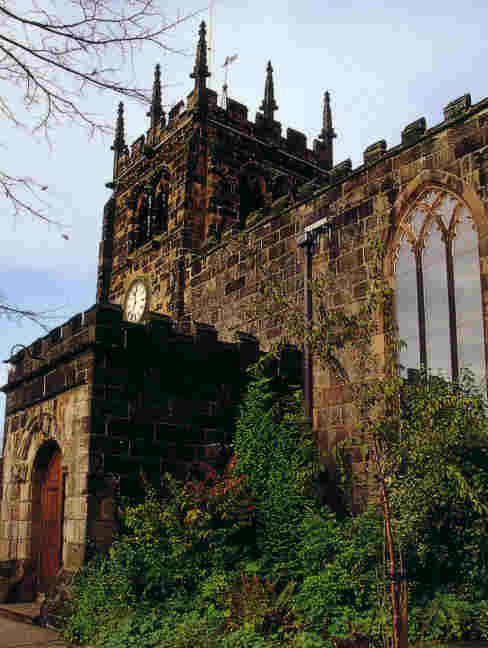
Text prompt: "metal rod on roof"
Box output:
[[208, 0, 215, 87]]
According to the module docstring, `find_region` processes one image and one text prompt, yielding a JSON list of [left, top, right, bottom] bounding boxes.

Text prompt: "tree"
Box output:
[[0, 0, 197, 322], [391, 373, 488, 594], [232, 365, 318, 570]]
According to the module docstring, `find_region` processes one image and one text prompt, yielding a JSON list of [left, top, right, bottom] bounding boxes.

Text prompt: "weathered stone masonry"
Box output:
[[1, 302, 297, 599], [1, 20, 487, 601], [184, 95, 488, 459]]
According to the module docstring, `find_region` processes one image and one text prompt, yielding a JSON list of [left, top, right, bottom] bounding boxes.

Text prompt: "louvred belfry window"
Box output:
[[394, 189, 485, 382]]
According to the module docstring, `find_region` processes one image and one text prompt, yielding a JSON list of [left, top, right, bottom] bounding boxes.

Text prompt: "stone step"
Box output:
[[0, 601, 42, 626]]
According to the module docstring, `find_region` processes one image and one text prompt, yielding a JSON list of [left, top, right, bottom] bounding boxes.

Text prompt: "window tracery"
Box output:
[[394, 188, 485, 382], [129, 170, 170, 251]]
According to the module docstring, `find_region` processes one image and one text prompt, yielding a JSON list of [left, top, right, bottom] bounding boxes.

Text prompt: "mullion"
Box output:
[[415, 248, 428, 370], [445, 238, 459, 381]]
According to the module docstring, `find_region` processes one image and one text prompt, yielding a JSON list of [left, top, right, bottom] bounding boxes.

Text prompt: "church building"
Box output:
[[0, 22, 487, 602]]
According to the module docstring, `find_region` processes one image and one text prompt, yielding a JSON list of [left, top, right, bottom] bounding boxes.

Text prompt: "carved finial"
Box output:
[[314, 91, 336, 170], [260, 61, 278, 122], [190, 21, 210, 92], [109, 101, 127, 183], [320, 91, 336, 140], [112, 102, 126, 153], [147, 64, 165, 129]]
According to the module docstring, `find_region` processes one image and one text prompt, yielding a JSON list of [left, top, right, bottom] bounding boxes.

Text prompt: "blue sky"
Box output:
[[1, 0, 486, 440]]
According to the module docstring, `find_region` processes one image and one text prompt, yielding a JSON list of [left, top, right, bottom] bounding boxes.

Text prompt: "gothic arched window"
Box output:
[[152, 177, 169, 234], [395, 189, 485, 382], [136, 192, 151, 245]]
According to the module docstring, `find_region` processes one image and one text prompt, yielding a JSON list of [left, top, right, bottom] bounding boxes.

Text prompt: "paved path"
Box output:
[[0, 615, 71, 647]]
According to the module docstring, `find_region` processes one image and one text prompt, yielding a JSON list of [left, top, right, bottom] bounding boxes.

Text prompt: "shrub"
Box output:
[[63, 370, 488, 648], [293, 508, 384, 642], [232, 372, 318, 571]]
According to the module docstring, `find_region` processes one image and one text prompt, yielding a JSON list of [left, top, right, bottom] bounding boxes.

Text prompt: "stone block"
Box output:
[[363, 139, 387, 165], [286, 128, 307, 155], [227, 98, 248, 122], [330, 159, 352, 183], [64, 542, 85, 571], [443, 94, 471, 121], [401, 117, 426, 145]]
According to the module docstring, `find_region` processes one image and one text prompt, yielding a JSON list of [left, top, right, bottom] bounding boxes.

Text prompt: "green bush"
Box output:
[[474, 599, 488, 639], [293, 509, 384, 642], [220, 628, 278, 648], [410, 592, 472, 642], [63, 553, 134, 644], [232, 373, 318, 571], [63, 369, 488, 647]]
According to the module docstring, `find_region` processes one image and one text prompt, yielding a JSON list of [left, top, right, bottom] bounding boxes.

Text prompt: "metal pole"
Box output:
[[298, 232, 314, 423], [208, 0, 215, 86]]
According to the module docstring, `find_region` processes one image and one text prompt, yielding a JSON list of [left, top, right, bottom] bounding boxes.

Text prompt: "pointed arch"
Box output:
[[31, 440, 64, 592], [386, 169, 488, 275], [388, 172, 487, 382]]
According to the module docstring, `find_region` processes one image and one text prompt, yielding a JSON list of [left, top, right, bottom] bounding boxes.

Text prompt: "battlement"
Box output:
[[290, 92, 487, 201], [113, 86, 329, 185], [3, 303, 121, 388], [357, 93, 485, 171], [2, 304, 301, 426], [116, 103, 193, 175], [3, 303, 302, 401]]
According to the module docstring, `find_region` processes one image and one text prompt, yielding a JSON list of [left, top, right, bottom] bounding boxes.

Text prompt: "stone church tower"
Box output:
[[0, 21, 487, 604], [98, 21, 334, 326]]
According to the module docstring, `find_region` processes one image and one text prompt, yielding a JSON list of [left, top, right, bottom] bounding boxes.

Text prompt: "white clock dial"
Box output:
[[125, 280, 147, 322]]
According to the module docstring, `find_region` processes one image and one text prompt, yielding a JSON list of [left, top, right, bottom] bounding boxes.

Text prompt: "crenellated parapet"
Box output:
[[111, 84, 328, 188], [108, 22, 333, 199], [2, 304, 124, 414], [2, 303, 302, 422], [294, 92, 488, 202], [358, 93, 484, 173]]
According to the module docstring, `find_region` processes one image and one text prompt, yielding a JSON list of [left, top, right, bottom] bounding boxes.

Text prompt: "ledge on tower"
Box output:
[[168, 100, 185, 125], [329, 158, 352, 183], [363, 139, 387, 165], [254, 112, 282, 140]]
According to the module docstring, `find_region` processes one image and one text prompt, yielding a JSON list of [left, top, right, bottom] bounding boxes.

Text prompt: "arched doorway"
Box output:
[[31, 442, 64, 592]]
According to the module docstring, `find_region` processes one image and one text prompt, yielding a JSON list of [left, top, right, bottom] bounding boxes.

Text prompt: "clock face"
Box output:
[[125, 280, 147, 322]]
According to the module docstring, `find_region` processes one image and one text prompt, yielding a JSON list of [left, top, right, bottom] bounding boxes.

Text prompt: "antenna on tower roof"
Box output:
[[208, 0, 215, 87], [221, 54, 238, 109]]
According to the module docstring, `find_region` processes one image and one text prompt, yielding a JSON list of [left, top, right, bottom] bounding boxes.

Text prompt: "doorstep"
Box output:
[[0, 600, 42, 625]]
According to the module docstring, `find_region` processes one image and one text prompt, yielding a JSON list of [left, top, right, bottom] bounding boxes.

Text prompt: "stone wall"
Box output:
[[0, 305, 107, 598], [184, 94, 488, 458], [0, 303, 301, 599]]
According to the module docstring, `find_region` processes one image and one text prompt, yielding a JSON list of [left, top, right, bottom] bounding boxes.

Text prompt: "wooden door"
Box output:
[[39, 451, 62, 589]]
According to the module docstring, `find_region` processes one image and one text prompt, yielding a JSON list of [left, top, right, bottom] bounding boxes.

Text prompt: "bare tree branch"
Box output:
[[0, 300, 66, 332], [0, 0, 202, 323]]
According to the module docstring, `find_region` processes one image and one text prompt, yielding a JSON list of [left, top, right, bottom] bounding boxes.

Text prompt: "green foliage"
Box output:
[[64, 370, 488, 647], [232, 371, 317, 570], [63, 553, 134, 644], [293, 509, 384, 642], [63, 466, 255, 645], [474, 599, 488, 639], [409, 592, 473, 643], [390, 373, 488, 599]]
